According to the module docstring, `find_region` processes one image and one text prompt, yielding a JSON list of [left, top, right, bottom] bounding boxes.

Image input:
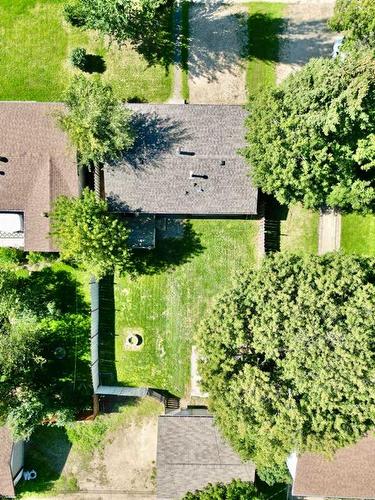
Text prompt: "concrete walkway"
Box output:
[[318, 209, 341, 254]]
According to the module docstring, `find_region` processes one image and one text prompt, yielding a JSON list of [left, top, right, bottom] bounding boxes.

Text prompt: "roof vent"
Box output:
[[190, 171, 208, 180], [221, 160, 226, 166], [177, 148, 195, 157]]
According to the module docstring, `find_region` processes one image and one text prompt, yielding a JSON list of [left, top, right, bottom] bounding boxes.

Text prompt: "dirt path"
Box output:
[[188, 2, 248, 104], [276, 2, 336, 84]]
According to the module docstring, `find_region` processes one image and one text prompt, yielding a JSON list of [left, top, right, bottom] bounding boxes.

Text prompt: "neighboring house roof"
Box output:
[[104, 104, 258, 216], [157, 410, 255, 499], [0, 427, 15, 499], [293, 435, 375, 499], [0, 102, 78, 252]]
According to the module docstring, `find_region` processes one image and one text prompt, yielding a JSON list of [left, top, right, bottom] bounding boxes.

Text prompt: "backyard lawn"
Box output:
[[0, 0, 172, 102], [341, 214, 375, 256], [280, 205, 319, 254], [114, 219, 259, 397]]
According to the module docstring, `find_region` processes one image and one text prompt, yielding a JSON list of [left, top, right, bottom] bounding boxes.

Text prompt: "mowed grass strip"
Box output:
[[280, 205, 319, 254], [115, 219, 258, 396], [246, 2, 285, 98], [0, 0, 172, 102], [341, 214, 375, 256]]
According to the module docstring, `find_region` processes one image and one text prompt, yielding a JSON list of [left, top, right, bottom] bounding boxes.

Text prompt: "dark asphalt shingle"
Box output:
[[105, 104, 257, 216], [157, 413, 255, 499]]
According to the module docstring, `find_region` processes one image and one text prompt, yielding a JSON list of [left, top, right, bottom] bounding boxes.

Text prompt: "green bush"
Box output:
[[0, 247, 25, 265], [64, 3, 87, 27], [26, 252, 58, 266], [70, 47, 87, 70], [66, 419, 109, 454]]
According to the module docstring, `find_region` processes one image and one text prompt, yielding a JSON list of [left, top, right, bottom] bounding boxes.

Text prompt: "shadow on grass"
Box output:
[[16, 426, 72, 497], [18, 267, 88, 317], [97, 274, 117, 386], [264, 195, 289, 253], [247, 12, 284, 64], [82, 54, 106, 74], [133, 220, 205, 276]]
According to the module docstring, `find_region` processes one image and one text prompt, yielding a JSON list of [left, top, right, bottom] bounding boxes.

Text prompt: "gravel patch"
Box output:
[[276, 2, 336, 84], [188, 2, 248, 104]]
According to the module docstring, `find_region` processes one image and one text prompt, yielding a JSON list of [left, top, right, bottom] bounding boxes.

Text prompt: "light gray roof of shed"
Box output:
[[104, 104, 257, 216], [157, 413, 255, 499]]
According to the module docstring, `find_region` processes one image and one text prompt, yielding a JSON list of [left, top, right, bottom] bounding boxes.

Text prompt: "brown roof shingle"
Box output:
[[0, 102, 78, 251], [0, 427, 15, 498], [293, 435, 375, 498], [157, 413, 255, 499]]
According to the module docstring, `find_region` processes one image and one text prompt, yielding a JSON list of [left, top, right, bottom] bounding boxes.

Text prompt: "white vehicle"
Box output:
[[332, 36, 345, 58]]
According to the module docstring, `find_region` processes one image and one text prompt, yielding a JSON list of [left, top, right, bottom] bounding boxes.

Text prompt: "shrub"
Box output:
[[183, 480, 265, 500], [70, 47, 87, 71], [64, 3, 87, 27], [0, 247, 25, 265]]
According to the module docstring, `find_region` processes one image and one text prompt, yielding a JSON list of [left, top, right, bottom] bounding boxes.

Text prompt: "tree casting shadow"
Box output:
[[133, 220, 205, 276]]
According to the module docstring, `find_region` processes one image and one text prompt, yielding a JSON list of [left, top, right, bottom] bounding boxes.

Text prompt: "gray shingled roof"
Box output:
[[0, 102, 78, 251], [104, 104, 258, 216], [293, 434, 375, 499], [157, 412, 255, 499]]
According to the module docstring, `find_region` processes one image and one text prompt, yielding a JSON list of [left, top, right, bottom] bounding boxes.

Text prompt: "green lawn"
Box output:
[[341, 214, 375, 256], [246, 2, 285, 99], [114, 219, 258, 396], [280, 205, 319, 254], [0, 0, 172, 102]]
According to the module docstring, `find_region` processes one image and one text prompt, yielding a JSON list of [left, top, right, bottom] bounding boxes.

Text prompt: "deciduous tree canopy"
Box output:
[[197, 253, 375, 484], [64, 0, 174, 67], [329, 0, 375, 48], [50, 188, 132, 279], [59, 75, 134, 168], [0, 268, 90, 439], [243, 53, 375, 212]]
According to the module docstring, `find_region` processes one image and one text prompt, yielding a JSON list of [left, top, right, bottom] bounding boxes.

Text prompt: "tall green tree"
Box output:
[[243, 53, 375, 212], [0, 269, 90, 439], [59, 75, 134, 173], [50, 188, 132, 279], [197, 253, 375, 484], [329, 0, 375, 48], [64, 0, 174, 68], [183, 480, 265, 500]]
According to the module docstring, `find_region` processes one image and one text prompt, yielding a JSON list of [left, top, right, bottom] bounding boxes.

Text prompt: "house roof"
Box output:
[[293, 435, 375, 499], [157, 411, 255, 499], [0, 427, 15, 498], [0, 102, 78, 252], [104, 104, 258, 216]]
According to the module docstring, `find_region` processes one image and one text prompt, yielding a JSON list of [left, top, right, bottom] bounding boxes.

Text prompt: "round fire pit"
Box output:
[[124, 330, 144, 350]]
